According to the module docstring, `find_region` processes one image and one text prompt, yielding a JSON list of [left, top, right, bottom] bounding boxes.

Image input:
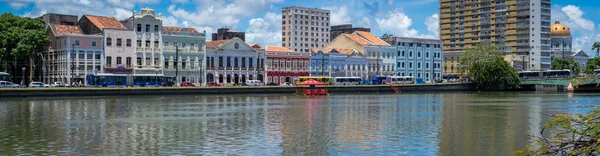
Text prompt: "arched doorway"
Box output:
[[241, 75, 246, 83], [219, 74, 224, 83], [207, 73, 214, 82], [257, 74, 264, 82], [234, 74, 239, 84], [285, 77, 292, 83], [226, 75, 231, 83], [249, 75, 253, 80]]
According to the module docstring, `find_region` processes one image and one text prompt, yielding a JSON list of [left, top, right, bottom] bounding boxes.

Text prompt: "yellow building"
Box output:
[[440, 0, 552, 74]]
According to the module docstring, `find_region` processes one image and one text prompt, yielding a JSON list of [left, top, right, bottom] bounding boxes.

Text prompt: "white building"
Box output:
[[103, 29, 137, 74], [205, 38, 263, 86], [282, 6, 331, 52], [120, 8, 164, 74], [162, 26, 206, 85]]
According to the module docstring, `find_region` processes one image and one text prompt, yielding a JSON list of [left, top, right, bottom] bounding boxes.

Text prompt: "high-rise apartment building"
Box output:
[[282, 6, 330, 53], [440, 0, 552, 73]]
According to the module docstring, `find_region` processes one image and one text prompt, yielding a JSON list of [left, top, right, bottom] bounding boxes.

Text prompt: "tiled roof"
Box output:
[[52, 24, 83, 35], [162, 26, 180, 32], [83, 15, 126, 30], [251, 44, 261, 49], [265, 46, 292, 52], [187, 28, 198, 33], [206, 40, 229, 47], [343, 34, 372, 45], [354, 31, 390, 46], [332, 48, 356, 55]]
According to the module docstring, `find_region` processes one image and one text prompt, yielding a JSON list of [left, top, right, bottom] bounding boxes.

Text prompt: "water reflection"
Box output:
[[0, 93, 599, 155]]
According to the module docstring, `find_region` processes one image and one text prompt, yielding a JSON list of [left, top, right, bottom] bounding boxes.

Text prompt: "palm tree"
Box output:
[[593, 41, 600, 57], [380, 33, 394, 40]]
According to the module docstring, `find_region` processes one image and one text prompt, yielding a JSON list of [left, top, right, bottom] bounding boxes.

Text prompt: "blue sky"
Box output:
[[1, 0, 600, 56]]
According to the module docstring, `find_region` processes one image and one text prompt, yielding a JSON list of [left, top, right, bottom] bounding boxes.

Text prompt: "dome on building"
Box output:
[[551, 19, 571, 36]]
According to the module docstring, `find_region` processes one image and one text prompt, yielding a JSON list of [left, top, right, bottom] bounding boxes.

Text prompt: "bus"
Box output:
[[333, 77, 362, 85], [0, 72, 10, 82], [518, 69, 572, 79], [298, 76, 333, 85], [87, 73, 172, 87], [387, 76, 414, 84], [371, 76, 387, 85]]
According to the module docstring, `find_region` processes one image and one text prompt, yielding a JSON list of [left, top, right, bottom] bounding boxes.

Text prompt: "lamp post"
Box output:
[[175, 46, 179, 87], [21, 67, 25, 87], [71, 44, 76, 86], [155, 67, 159, 87]]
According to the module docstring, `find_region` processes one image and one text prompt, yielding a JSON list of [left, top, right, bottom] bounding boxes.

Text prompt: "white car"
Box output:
[[0, 81, 19, 88], [29, 82, 49, 88], [51, 82, 66, 87], [245, 80, 263, 86], [280, 82, 294, 86]]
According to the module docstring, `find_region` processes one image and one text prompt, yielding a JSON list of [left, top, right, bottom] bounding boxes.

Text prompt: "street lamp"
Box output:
[[21, 67, 26, 87], [71, 44, 76, 86], [155, 67, 159, 87]]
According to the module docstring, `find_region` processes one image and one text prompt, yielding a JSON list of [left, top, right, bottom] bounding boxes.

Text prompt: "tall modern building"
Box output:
[[440, 0, 552, 73], [282, 6, 330, 53]]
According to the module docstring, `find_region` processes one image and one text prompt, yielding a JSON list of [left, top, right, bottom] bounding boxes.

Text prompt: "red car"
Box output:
[[181, 82, 196, 87], [208, 82, 221, 86]]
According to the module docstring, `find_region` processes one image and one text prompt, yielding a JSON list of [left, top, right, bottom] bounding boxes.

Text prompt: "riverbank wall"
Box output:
[[0, 83, 476, 98]]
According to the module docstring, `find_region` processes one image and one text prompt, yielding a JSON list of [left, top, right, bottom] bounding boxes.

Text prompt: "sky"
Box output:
[[1, 0, 600, 56]]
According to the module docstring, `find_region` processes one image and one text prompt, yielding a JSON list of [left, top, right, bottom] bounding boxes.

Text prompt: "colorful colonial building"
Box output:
[[384, 37, 443, 81], [324, 31, 394, 77], [205, 38, 264, 86], [119, 8, 164, 74], [78, 15, 134, 74], [162, 26, 206, 85], [264, 46, 310, 85]]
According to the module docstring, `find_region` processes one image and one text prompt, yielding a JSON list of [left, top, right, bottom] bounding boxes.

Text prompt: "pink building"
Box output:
[[45, 24, 103, 85]]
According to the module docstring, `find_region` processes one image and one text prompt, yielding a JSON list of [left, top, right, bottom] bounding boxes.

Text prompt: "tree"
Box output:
[[516, 106, 600, 155], [0, 13, 50, 80], [551, 58, 581, 74], [593, 41, 600, 58], [458, 43, 520, 90], [583, 57, 600, 75], [380, 33, 393, 40]]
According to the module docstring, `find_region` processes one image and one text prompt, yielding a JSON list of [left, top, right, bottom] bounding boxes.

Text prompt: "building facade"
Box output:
[[162, 26, 206, 85], [282, 6, 331, 52], [384, 37, 443, 81], [330, 24, 370, 41], [550, 19, 572, 60], [205, 38, 264, 86], [309, 48, 368, 79], [324, 31, 395, 77], [120, 8, 164, 74], [211, 27, 245, 41], [40, 13, 78, 26], [264, 46, 310, 85], [102, 29, 137, 74], [440, 0, 552, 72], [45, 24, 103, 84], [571, 49, 590, 71]]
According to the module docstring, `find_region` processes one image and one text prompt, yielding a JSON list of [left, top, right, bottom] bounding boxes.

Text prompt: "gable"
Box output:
[[221, 39, 255, 52]]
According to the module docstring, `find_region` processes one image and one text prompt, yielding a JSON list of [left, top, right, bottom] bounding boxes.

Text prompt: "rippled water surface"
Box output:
[[1, 92, 599, 155]]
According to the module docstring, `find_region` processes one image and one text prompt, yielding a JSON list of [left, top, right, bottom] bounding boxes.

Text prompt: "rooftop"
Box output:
[[83, 15, 126, 30], [354, 31, 389, 46], [52, 24, 83, 35], [265, 46, 293, 52], [206, 40, 229, 47]]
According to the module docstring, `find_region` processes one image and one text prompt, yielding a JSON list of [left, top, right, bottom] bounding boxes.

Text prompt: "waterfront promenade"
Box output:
[[0, 83, 474, 98]]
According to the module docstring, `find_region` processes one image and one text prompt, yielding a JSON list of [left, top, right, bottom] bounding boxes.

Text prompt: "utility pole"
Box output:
[[257, 51, 261, 82], [202, 30, 207, 86], [321, 51, 325, 76], [376, 52, 380, 76], [71, 44, 75, 86], [175, 46, 179, 86]]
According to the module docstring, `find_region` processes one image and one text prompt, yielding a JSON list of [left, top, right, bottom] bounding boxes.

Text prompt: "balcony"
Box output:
[[242, 67, 247, 70], [234, 67, 240, 70], [208, 67, 215, 70], [218, 67, 224, 70]]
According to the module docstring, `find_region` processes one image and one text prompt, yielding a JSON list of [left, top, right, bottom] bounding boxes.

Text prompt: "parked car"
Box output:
[[207, 82, 221, 86], [266, 82, 278, 86], [51, 82, 66, 87], [280, 82, 293, 86], [0, 81, 19, 88], [245, 80, 263, 86], [181, 82, 196, 87], [29, 82, 48, 88]]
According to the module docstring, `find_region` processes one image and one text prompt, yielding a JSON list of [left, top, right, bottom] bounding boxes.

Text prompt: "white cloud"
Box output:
[[357, 17, 371, 28], [9, 2, 27, 9], [561, 5, 595, 31], [162, 16, 179, 26], [425, 13, 439, 38], [322, 5, 351, 25], [376, 9, 419, 38], [245, 12, 282, 46], [12, 0, 157, 20]]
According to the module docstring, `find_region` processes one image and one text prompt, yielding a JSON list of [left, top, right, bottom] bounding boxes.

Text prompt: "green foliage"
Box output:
[[0, 13, 50, 62], [458, 43, 520, 90], [551, 58, 581, 74], [592, 42, 600, 57], [584, 57, 600, 75], [517, 107, 600, 156], [380, 33, 393, 40]]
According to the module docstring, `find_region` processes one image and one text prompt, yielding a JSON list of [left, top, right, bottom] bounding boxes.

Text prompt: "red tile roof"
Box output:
[[343, 34, 371, 45], [354, 31, 390, 46], [83, 15, 126, 30], [332, 48, 355, 55], [206, 40, 229, 47], [162, 26, 199, 33], [265, 46, 293, 52], [251, 44, 261, 49], [52, 24, 83, 35]]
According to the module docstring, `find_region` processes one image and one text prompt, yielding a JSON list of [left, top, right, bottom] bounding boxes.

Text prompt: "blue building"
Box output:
[[384, 37, 443, 81], [310, 48, 368, 79]]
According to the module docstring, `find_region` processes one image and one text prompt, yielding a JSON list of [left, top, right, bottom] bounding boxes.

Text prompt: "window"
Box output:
[[164, 42, 169, 47], [182, 43, 187, 48], [219, 57, 223, 67], [95, 54, 101, 59], [164, 59, 169, 69], [154, 58, 158, 66], [75, 40, 80, 46], [106, 57, 112, 67], [146, 58, 150, 66], [126, 57, 132, 68], [146, 24, 150, 32], [137, 57, 142, 66], [409, 51, 413, 57], [126, 39, 131, 47], [242, 57, 246, 68], [137, 24, 141, 32], [87, 54, 93, 59], [145, 41, 150, 48], [190, 60, 195, 69], [182, 59, 186, 69], [116, 57, 122, 65], [137, 40, 142, 47], [92, 41, 97, 47], [227, 57, 231, 67], [154, 25, 159, 32], [116, 38, 122, 47], [249, 58, 253, 68], [154, 41, 159, 48]]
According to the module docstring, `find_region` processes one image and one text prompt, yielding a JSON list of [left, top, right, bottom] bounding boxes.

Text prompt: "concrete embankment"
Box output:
[[0, 83, 476, 98]]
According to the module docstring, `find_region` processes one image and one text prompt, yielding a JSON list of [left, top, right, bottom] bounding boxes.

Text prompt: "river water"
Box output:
[[0, 92, 598, 155]]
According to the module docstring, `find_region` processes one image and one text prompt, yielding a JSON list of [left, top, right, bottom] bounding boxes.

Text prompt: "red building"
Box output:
[[265, 46, 310, 85]]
